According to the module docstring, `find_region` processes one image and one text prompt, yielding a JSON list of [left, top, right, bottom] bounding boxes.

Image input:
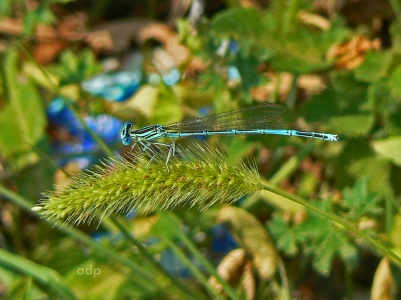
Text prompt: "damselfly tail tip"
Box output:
[[332, 135, 339, 142]]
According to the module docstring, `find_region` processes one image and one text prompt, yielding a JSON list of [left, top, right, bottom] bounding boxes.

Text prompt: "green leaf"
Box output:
[[335, 139, 391, 193], [390, 214, 401, 248], [338, 240, 359, 267], [373, 136, 401, 166], [264, 19, 349, 74], [299, 203, 358, 275], [310, 230, 338, 275], [233, 52, 262, 99], [65, 260, 126, 300], [16, 157, 55, 203], [270, 202, 358, 275], [353, 51, 393, 82], [48, 50, 103, 86], [151, 83, 183, 125], [0, 248, 77, 300], [330, 71, 370, 105], [342, 178, 383, 220], [212, 8, 348, 74], [367, 80, 394, 114], [6, 277, 46, 300], [265, 28, 334, 74], [389, 22, 401, 51], [0, 52, 47, 157], [0, 0, 12, 15], [212, 8, 265, 42], [387, 64, 401, 101], [268, 52, 332, 74], [23, 6, 56, 33], [177, 19, 202, 51], [301, 92, 375, 135], [327, 114, 374, 135], [301, 72, 369, 121], [301, 88, 344, 122], [151, 211, 183, 240], [113, 85, 158, 120], [367, 79, 401, 135], [199, 70, 227, 94], [311, 228, 357, 275], [348, 156, 390, 194], [268, 213, 299, 256], [301, 71, 373, 134]]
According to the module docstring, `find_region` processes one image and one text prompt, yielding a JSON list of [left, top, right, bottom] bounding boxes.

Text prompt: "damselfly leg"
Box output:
[[135, 140, 176, 171]]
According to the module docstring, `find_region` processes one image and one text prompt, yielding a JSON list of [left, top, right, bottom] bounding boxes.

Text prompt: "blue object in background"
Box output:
[[162, 68, 181, 86], [227, 66, 241, 82], [147, 68, 181, 86], [160, 248, 192, 278], [82, 70, 142, 102], [47, 97, 123, 168], [212, 224, 237, 253]]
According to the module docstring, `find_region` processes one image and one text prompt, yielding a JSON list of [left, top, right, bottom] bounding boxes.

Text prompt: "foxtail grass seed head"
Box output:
[[35, 143, 263, 226]]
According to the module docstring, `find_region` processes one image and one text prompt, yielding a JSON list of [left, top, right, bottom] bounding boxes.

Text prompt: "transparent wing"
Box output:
[[165, 103, 287, 132]]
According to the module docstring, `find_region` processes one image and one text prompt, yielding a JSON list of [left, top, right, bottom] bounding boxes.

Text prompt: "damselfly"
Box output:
[[121, 103, 339, 169]]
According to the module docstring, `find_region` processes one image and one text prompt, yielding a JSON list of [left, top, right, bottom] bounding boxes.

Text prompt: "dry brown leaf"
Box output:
[[298, 74, 326, 95], [54, 162, 82, 189], [371, 257, 395, 300], [57, 12, 87, 41], [239, 0, 262, 9], [242, 260, 256, 300], [208, 248, 248, 293], [251, 72, 293, 101], [138, 23, 190, 68], [84, 30, 113, 52], [327, 35, 381, 69], [298, 10, 331, 31], [0, 14, 87, 63], [252, 72, 325, 102], [217, 206, 278, 280], [34, 39, 69, 65], [88, 18, 154, 53], [182, 56, 208, 78], [0, 17, 23, 35]]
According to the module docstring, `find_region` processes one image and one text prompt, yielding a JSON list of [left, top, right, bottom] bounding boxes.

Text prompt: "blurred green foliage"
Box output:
[[1, 0, 401, 299]]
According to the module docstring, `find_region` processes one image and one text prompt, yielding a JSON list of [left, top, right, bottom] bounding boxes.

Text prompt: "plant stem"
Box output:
[[166, 240, 224, 300], [0, 184, 179, 294], [161, 212, 243, 300], [389, 0, 401, 24], [0, 248, 77, 300], [261, 183, 401, 266], [111, 217, 199, 300]]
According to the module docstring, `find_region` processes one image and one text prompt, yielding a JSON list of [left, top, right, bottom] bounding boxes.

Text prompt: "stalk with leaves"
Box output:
[[34, 143, 401, 269]]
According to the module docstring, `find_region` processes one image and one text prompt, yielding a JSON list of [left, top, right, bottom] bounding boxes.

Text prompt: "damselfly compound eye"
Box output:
[[122, 136, 131, 145]]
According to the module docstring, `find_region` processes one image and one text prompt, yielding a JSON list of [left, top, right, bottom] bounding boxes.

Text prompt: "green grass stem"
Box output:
[[261, 183, 401, 266]]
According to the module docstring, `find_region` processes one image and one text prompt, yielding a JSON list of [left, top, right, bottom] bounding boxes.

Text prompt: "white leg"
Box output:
[[171, 138, 175, 156], [142, 142, 159, 167], [135, 140, 177, 171], [164, 138, 176, 171], [130, 142, 138, 152]]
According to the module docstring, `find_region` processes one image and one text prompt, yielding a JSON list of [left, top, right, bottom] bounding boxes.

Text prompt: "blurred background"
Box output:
[[1, 0, 401, 299]]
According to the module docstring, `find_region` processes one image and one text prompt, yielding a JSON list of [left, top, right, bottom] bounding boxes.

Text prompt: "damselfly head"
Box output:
[[121, 121, 133, 145]]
